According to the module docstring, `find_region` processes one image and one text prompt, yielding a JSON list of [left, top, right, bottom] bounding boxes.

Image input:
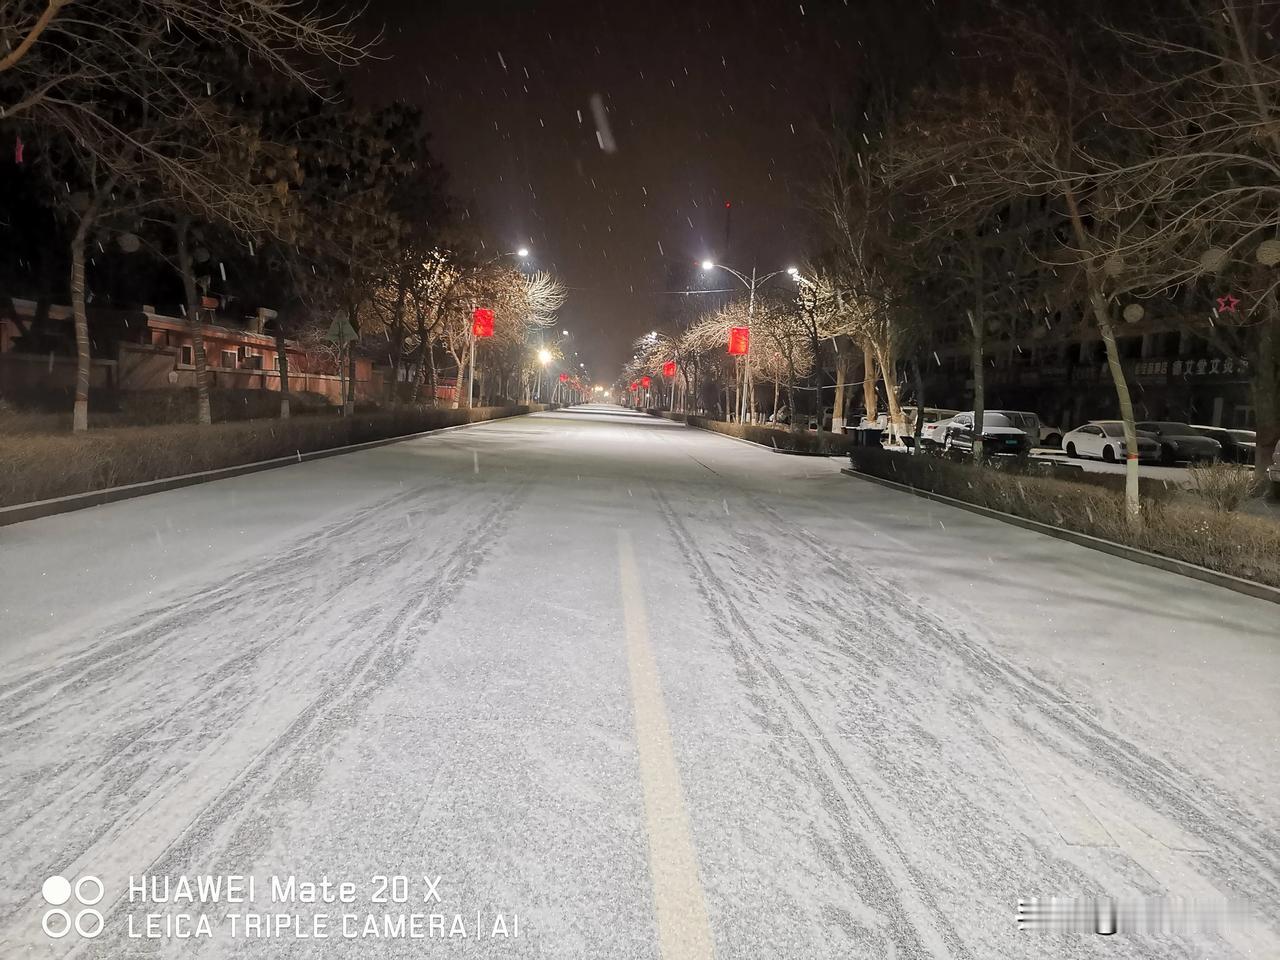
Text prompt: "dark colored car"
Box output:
[[943, 411, 1032, 458], [1135, 421, 1223, 464], [1191, 425, 1256, 464]]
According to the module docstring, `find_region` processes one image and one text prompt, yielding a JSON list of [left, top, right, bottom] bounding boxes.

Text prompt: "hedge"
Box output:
[[0, 404, 547, 507], [847, 446, 1280, 588]]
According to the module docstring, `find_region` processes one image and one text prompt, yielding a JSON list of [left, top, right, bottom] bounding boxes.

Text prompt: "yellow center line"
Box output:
[[617, 529, 715, 960]]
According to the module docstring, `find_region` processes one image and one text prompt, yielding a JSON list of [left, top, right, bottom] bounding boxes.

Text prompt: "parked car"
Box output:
[[1062, 421, 1162, 462], [1038, 421, 1064, 448], [1135, 421, 1223, 464], [1191, 425, 1256, 464], [896, 407, 960, 447], [920, 415, 956, 452], [942, 411, 1033, 457]]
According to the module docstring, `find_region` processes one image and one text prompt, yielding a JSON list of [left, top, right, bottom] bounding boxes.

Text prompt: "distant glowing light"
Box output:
[[538, 349, 552, 364], [517, 247, 530, 257], [701, 260, 714, 271]]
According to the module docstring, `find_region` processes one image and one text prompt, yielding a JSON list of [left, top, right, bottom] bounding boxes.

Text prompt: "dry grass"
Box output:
[[849, 448, 1280, 588], [0, 405, 542, 508], [1185, 461, 1260, 512]]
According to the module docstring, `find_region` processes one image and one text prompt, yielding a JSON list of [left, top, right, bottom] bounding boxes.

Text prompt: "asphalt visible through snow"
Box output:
[[1, 405, 1276, 960]]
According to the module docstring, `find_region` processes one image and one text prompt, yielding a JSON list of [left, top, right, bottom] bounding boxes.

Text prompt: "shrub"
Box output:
[[1185, 461, 1259, 512], [685, 416, 858, 455], [0, 404, 544, 508], [848, 447, 1280, 587]]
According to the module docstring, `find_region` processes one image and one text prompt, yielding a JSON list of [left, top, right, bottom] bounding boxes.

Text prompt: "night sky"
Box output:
[[356, 0, 952, 377]]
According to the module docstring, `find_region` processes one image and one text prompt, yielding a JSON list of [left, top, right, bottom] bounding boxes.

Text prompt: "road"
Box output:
[[1, 405, 1276, 960]]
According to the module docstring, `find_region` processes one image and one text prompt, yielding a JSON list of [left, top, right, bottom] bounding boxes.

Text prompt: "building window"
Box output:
[[181, 346, 193, 365], [221, 350, 236, 368]]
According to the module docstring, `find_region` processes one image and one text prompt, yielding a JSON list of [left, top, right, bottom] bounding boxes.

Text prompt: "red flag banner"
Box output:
[[662, 360, 676, 378], [728, 326, 749, 355], [472, 308, 495, 338]]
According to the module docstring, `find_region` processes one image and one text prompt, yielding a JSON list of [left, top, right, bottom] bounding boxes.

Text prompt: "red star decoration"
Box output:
[[1216, 293, 1240, 313]]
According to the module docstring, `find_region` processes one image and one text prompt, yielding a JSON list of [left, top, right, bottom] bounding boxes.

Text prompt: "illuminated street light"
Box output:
[[538, 349, 552, 364], [700, 257, 798, 422], [517, 247, 530, 258]]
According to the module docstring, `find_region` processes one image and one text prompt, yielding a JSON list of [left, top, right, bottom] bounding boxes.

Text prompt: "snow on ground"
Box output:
[[0, 405, 1276, 959]]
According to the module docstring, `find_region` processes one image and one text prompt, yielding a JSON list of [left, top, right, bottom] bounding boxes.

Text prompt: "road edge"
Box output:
[[841, 466, 1280, 606], [1, 411, 536, 528]]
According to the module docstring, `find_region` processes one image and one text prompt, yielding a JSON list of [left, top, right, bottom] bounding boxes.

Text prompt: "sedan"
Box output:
[[943, 411, 1032, 457], [1191, 425, 1256, 464], [1062, 421, 1161, 462], [1136, 421, 1223, 464]]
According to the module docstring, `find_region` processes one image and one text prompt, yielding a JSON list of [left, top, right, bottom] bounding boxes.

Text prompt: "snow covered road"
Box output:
[[1, 405, 1276, 959]]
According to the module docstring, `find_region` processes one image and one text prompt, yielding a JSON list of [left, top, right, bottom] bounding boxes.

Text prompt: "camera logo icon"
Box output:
[[41, 875, 104, 939]]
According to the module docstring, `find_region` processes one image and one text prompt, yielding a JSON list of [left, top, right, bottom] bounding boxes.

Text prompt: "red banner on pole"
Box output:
[[728, 326, 749, 355], [662, 360, 676, 378], [472, 308, 494, 338]]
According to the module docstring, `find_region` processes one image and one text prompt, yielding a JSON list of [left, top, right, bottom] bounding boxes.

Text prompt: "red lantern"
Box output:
[[728, 326, 749, 355], [472, 308, 494, 338], [640, 375, 651, 388], [630, 381, 639, 391], [662, 360, 676, 378]]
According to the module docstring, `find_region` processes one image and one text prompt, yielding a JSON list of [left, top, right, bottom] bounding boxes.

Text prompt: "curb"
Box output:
[[1, 411, 537, 529], [840, 467, 1280, 605]]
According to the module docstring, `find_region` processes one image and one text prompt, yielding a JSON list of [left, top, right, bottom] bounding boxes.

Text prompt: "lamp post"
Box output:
[[466, 247, 529, 407], [701, 259, 796, 422], [536, 348, 551, 402]]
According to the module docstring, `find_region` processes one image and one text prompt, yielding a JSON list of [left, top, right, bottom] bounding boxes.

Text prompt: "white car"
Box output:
[[919, 415, 956, 451], [1062, 421, 1161, 463], [896, 407, 960, 448]]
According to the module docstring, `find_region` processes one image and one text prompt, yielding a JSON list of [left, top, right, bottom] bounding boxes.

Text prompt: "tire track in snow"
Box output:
[[745, 496, 1280, 913], [0, 476, 529, 943], [651, 486, 971, 960]]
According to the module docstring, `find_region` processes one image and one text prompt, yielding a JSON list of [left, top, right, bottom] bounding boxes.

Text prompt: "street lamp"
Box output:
[[701, 257, 796, 422], [467, 246, 532, 408]]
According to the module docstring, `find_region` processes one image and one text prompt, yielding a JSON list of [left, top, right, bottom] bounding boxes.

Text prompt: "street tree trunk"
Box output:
[[275, 327, 291, 419], [175, 217, 212, 426], [1252, 287, 1279, 488], [861, 341, 878, 426], [344, 301, 358, 416], [968, 236, 985, 463], [1065, 186, 1141, 523], [832, 342, 848, 433], [875, 342, 903, 442], [69, 213, 95, 432], [911, 354, 926, 453]]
